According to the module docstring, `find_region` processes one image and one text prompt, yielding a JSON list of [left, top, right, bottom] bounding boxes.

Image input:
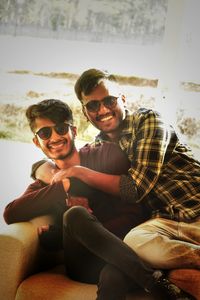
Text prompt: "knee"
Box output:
[[63, 206, 90, 227], [123, 229, 142, 251]]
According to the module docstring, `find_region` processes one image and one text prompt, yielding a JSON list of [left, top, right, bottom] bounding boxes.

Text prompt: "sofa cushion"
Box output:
[[16, 265, 154, 300], [16, 265, 97, 300]]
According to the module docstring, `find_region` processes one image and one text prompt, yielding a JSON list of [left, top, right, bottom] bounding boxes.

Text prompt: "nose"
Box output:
[[98, 101, 110, 114], [50, 127, 61, 140]]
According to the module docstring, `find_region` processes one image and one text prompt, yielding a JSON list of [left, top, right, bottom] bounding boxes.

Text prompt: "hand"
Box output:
[[62, 178, 70, 192], [51, 166, 81, 183], [37, 224, 50, 235], [67, 195, 93, 213]]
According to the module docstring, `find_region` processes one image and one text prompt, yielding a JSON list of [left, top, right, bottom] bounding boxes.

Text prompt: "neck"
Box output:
[[106, 131, 120, 143], [54, 148, 80, 169], [107, 134, 119, 143]]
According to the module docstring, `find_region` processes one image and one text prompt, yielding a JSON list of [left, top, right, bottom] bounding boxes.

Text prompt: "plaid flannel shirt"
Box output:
[[96, 108, 200, 221]]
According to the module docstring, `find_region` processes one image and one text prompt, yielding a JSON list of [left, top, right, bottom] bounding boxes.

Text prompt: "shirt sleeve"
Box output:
[[3, 180, 67, 224], [119, 174, 138, 203], [120, 110, 176, 203]]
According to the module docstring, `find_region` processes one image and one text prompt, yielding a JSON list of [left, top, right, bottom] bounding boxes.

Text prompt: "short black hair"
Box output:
[[26, 99, 73, 132], [74, 68, 117, 102]]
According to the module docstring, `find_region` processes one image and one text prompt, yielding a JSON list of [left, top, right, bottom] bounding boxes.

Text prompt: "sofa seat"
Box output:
[[16, 265, 97, 300], [16, 265, 154, 300]]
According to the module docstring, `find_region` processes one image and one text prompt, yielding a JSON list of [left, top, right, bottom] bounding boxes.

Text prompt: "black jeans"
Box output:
[[62, 206, 156, 300]]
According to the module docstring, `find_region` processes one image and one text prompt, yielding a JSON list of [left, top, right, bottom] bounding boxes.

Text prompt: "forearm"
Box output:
[[67, 177, 99, 197], [71, 167, 121, 196], [119, 174, 138, 203], [3, 180, 67, 224]]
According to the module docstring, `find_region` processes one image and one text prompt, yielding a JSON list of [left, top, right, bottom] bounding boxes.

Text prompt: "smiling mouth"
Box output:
[[49, 140, 66, 150], [97, 113, 114, 122]]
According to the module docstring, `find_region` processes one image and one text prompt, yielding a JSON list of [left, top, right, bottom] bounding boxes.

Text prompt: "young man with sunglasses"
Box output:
[[3, 99, 191, 300], [46, 69, 200, 299]]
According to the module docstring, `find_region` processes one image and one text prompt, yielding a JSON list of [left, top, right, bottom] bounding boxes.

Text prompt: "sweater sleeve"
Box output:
[[3, 180, 67, 224], [68, 177, 100, 198]]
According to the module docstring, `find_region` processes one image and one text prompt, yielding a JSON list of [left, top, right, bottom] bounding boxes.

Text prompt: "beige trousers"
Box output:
[[124, 217, 200, 269]]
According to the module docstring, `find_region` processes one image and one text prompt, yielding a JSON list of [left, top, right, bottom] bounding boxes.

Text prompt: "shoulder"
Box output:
[[80, 141, 130, 174], [128, 108, 161, 121], [124, 108, 163, 129], [31, 158, 49, 180], [80, 141, 122, 159]]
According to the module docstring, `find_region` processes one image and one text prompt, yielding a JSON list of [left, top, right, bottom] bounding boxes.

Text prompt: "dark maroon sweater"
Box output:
[[4, 142, 146, 238]]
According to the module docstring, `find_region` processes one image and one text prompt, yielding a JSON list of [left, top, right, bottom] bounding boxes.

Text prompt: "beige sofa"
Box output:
[[0, 215, 153, 300], [0, 215, 199, 300]]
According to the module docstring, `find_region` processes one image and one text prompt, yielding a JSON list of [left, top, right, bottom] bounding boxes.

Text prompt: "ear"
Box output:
[[71, 126, 77, 137], [82, 106, 89, 122], [33, 136, 41, 149]]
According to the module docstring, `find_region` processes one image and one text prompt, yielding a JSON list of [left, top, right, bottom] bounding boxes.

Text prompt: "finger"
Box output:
[[67, 197, 72, 207], [87, 208, 93, 214], [51, 173, 60, 183], [50, 177, 56, 184], [37, 225, 49, 235], [51, 169, 59, 176]]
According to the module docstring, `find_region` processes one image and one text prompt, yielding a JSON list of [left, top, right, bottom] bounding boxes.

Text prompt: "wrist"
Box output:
[[74, 166, 87, 181]]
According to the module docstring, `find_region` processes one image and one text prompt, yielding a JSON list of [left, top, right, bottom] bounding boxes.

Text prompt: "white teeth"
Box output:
[[100, 115, 113, 122], [50, 141, 65, 149]]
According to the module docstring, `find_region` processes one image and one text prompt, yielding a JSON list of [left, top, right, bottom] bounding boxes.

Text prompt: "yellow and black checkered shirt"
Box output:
[[96, 108, 200, 221]]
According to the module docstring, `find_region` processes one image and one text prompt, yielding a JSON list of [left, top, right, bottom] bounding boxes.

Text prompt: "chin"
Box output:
[[102, 123, 119, 133], [48, 150, 66, 159], [54, 153, 68, 160], [95, 120, 115, 131]]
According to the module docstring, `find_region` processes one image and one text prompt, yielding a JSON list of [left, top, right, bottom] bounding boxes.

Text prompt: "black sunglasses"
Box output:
[[84, 96, 119, 113], [35, 122, 72, 140]]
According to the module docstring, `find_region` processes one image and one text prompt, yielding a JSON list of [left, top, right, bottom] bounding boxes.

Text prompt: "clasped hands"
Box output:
[[36, 162, 92, 213], [51, 165, 81, 184]]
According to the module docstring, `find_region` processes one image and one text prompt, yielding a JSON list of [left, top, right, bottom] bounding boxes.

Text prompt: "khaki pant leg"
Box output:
[[123, 217, 200, 269]]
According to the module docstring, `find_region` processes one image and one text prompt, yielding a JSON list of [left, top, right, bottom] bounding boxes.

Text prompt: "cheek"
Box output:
[[39, 141, 49, 151], [85, 111, 96, 122]]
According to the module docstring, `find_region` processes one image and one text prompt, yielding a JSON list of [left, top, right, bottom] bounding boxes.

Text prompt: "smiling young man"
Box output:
[[48, 69, 200, 299], [4, 99, 190, 300], [81, 79, 126, 138]]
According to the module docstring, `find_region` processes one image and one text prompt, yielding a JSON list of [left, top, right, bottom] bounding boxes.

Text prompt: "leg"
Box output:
[[124, 218, 200, 269], [63, 217, 105, 283], [97, 264, 138, 300], [63, 206, 156, 291], [63, 207, 193, 300]]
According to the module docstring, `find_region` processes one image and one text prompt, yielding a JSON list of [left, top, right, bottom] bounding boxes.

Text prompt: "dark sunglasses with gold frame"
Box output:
[[83, 95, 119, 113], [35, 122, 72, 140]]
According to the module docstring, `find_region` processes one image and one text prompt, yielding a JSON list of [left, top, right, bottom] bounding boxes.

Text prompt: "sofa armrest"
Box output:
[[0, 215, 54, 300]]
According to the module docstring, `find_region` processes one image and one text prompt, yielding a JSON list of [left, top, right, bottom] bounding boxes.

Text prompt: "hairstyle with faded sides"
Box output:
[[74, 68, 117, 102], [26, 99, 73, 132]]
